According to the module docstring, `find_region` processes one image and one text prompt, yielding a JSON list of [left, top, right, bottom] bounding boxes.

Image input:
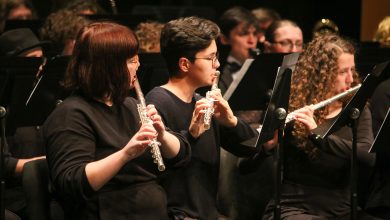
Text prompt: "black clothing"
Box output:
[[43, 95, 190, 220], [366, 78, 390, 218], [263, 107, 375, 219], [219, 55, 242, 94], [146, 87, 257, 220]]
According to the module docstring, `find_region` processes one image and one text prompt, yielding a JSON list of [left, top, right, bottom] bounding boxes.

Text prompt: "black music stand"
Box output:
[[0, 106, 6, 220], [236, 52, 299, 220], [319, 60, 390, 220], [223, 53, 285, 111], [369, 108, 390, 154], [5, 56, 69, 136]]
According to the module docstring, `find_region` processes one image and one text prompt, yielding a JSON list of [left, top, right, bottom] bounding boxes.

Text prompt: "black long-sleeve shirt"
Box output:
[[263, 106, 375, 219], [146, 87, 257, 220], [43, 95, 190, 220]]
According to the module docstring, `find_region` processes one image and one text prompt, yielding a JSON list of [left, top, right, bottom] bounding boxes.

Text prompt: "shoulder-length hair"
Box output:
[[289, 34, 359, 157], [63, 21, 138, 103]]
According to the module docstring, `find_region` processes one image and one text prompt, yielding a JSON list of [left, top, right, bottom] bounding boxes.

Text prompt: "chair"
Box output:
[[22, 159, 63, 220]]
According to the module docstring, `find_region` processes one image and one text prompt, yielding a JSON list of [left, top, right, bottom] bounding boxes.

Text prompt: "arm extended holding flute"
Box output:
[[261, 84, 361, 151]]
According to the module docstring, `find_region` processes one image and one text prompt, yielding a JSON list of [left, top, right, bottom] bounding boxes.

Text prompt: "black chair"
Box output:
[[22, 159, 63, 220]]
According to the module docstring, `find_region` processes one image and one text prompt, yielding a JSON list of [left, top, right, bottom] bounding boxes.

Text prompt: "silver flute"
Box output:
[[257, 84, 361, 132], [204, 71, 221, 130], [133, 78, 166, 171], [285, 84, 361, 123]]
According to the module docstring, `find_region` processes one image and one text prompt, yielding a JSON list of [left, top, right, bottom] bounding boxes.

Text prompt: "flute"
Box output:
[[257, 84, 361, 132], [204, 71, 220, 130], [285, 84, 361, 123], [133, 78, 166, 171]]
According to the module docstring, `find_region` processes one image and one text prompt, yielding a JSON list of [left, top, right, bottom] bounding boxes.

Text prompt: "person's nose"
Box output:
[[346, 70, 353, 83]]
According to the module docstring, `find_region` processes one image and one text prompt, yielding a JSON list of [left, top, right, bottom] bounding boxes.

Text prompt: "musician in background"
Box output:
[[43, 21, 190, 220], [261, 34, 377, 219], [145, 16, 257, 220], [251, 7, 281, 44], [39, 9, 90, 57], [218, 6, 259, 94], [263, 19, 304, 53]]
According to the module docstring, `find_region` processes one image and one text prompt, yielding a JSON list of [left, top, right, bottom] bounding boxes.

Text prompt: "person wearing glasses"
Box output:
[[263, 19, 304, 53], [145, 16, 257, 220], [43, 21, 190, 220]]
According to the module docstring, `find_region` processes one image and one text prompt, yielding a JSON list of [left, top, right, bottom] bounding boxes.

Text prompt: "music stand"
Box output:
[[320, 60, 390, 220], [237, 52, 299, 220], [5, 56, 69, 136], [369, 108, 390, 154], [224, 53, 285, 111]]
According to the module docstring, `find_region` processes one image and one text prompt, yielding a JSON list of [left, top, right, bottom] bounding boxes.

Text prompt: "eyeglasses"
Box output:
[[272, 40, 303, 49], [193, 51, 219, 67]]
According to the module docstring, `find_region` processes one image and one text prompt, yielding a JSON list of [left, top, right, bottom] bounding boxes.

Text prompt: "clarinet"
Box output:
[[203, 71, 221, 130], [133, 78, 166, 171]]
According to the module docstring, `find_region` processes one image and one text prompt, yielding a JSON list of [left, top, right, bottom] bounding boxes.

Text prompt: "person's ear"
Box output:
[[178, 57, 191, 72], [219, 34, 230, 45]]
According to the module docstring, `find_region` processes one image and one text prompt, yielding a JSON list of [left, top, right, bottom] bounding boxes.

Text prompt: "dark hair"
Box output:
[[219, 6, 258, 37], [160, 16, 220, 76], [65, 0, 106, 14], [264, 19, 300, 42], [64, 21, 138, 103], [3, 0, 36, 19], [40, 9, 90, 46]]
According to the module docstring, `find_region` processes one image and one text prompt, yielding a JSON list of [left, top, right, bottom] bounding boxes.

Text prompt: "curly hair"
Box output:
[[289, 34, 359, 157], [40, 9, 90, 45], [373, 16, 390, 48], [135, 21, 164, 53]]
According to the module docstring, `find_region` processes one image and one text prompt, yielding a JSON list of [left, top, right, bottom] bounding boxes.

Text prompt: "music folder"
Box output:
[[369, 108, 390, 153], [223, 53, 285, 111]]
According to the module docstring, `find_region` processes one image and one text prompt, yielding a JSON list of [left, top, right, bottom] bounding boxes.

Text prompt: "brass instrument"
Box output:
[[133, 78, 166, 171], [203, 71, 220, 130]]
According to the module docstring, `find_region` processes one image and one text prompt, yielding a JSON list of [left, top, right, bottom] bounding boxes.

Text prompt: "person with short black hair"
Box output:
[[146, 16, 257, 220]]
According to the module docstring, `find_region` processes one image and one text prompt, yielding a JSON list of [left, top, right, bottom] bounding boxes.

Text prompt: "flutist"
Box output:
[[43, 22, 190, 220], [261, 34, 376, 220], [146, 17, 257, 220]]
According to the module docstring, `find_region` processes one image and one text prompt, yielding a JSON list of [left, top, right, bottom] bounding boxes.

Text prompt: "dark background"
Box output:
[[34, 0, 362, 42], [103, 0, 362, 41]]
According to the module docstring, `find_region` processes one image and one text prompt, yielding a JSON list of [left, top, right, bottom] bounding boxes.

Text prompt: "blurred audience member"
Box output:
[[373, 16, 390, 48], [263, 19, 303, 53], [312, 18, 340, 39], [135, 21, 164, 53], [40, 9, 90, 56], [251, 7, 281, 43]]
